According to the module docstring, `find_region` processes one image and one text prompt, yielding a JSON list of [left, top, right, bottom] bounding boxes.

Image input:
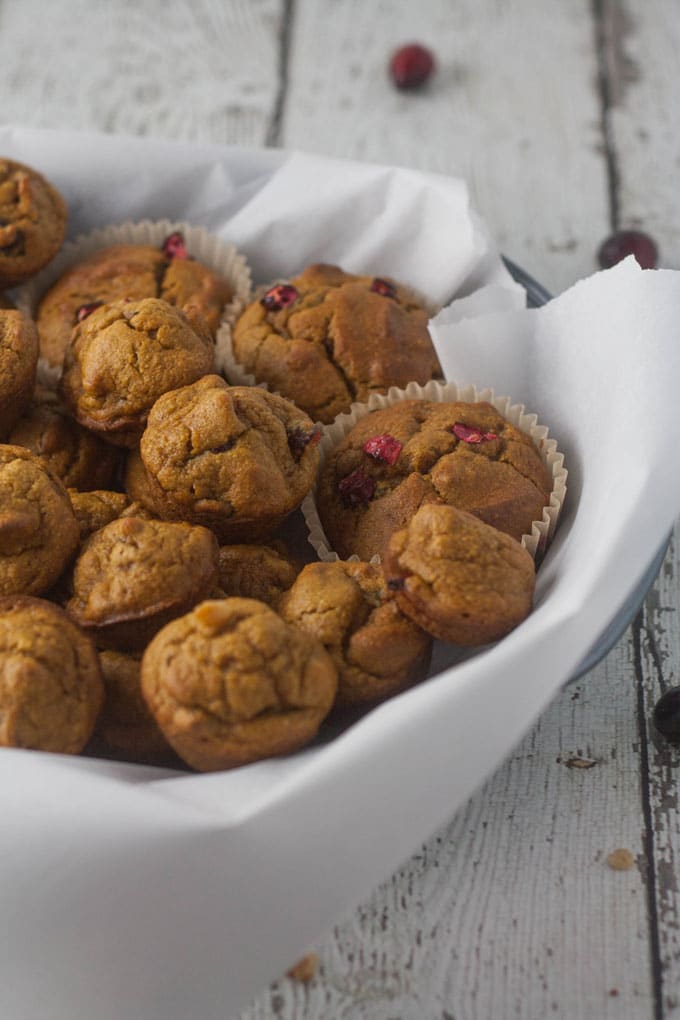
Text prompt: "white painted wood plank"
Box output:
[[281, 0, 611, 296]]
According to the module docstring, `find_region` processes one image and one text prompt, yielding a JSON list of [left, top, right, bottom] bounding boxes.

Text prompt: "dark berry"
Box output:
[[652, 687, 680, 744], [598, 230, 658, 270], [389, 44, 435, 90], [370, 277, 397, 299], [451, 422, 498, 444], [363, 433, 402, 465], [75, 301, 103, 323], [161, 231, 190, 260], [288, 425, 321, 461], [338, 469, 376, 507], [260, 283, 298, 312]]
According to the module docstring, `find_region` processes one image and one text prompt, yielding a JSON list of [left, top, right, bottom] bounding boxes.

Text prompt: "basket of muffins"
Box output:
[[0, 155, 566, 772]]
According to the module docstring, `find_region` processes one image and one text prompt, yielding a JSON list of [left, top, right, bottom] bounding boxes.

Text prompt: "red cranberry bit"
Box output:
[[75, 301, 103, 323], [288, 425, 322, 461], [338, 469, 376, 507], [260, 283, 298, 312], [370, 277, 397, 299], [161, 232, 190, 260], [389, 43, 435, 90], [598, 230, 658, 270], [451, 422, 498, 444], [363, 433, 402, 465]]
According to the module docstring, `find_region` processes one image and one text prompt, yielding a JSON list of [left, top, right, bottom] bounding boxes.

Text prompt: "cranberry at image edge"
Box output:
[[598, 229, 658, 270], [389, 44, 435, 90]]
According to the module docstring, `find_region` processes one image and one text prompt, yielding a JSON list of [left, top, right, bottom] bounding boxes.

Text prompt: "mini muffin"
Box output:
[[65, 516, 219, 650], [59, 297, 216, 447], [9, 383, 121, 489], [279, 560, 432, 708], [217, 543, 300, 606], [0, 308, 39, 439], [0, 158, 67, 288], [125, 375, 321, 543], [231, 263, 440, 423], [316, 399, 551, 562], [0, 595, 102, 754], [141, 597, 338, 771], [383, 503, 536, 645], [36, 235, 233, 368], [0, 444, 79, 596], [68, 489, 131, 540]]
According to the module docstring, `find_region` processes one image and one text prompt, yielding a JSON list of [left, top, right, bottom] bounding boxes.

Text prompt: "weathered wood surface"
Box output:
[[1, 0, 679, 1017]]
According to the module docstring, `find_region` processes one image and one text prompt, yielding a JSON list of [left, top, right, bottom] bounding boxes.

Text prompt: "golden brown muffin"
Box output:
[[59, 297, 216, 447], [65, 516, 220, 650], [0, 158, 67, 289], [279, 560, 432, 708], [316, 399, 551, 562], [217, 543, 300, 606], [0, 444, 79, 596], [36, 236, 233, 368], [9, 383, 121, 488], [125, 376, 321, 543], [0, 308, 39, 439], [383, 503, 536, 645], [68, 489, 131, 540], [141, 597, 338, 771], [231, 263, 440, 424], [0, 595, 102, 754]]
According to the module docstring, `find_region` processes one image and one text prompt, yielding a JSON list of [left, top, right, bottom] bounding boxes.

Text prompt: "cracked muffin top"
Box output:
[[0, 158, 67, 289], [0, 444, 80, 597], [382, 502, 536, 645], [126, 375, 321, 542], [0, 595, 103, 754], [36, 238, 233, 368], [68, 489, 131, 541], [59, 297, 216, 447], [278, 560, 432, 708], [231, 263, 440, 424], [141, 597, 338, 771], [0, 307, 39, 439], [217, 543, 300, 606], [315, 399, 552, 562]]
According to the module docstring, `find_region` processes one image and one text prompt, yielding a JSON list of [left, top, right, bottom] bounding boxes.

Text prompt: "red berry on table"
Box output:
[[389, 44, 435, 90], [598, 230, 658, 270]]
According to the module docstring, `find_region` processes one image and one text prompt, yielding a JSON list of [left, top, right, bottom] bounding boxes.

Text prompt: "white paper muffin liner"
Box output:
[[302, 378, 567, 564], [15, 219, 252, 382]]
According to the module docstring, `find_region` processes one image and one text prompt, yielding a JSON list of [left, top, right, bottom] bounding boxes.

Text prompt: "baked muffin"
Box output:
[[231, 263, 440, 423], [0, 308, 39, 439], [383, 503, 536, 645], [125, 376, 321, 543], [279, 560, 432, 708], [0, 595, 102, 754], [68, 489, 131, 540], [36, 235, 233, 368], [65, 516, 220, 650], [315, 399, 551, 562], [60, 297, 216, 447], [0, 444, 79, 596], [141, 597, 338, 771], [217, 543, 300, 606], [0, 158, 67, 289], [9, 383, 121, 489]]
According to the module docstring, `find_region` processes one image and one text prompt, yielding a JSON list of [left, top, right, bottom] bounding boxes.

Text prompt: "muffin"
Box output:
[[65, 516, 220, 650], [0, 595, 102, 754], [217, 543, 300, 606], [383, 503, 536, 645], [125, 375, 321, 543], [279, 560, 432, 708], [230, 263, 440, 423], [60, 297, 216, 447], [0, 444, 80, 596], [315, 398, 552, 562], [9, 383, 121, 489], [68, 489, 131, 540], [36, 235, 233, 369], [141, 597, 338, 771], [0, 158, 67, 289], [0, 307, 39, 440]]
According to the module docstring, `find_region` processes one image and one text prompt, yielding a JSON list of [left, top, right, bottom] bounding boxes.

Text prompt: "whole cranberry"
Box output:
[[598, 230, 658, 270], [389, 43, 435, 90]]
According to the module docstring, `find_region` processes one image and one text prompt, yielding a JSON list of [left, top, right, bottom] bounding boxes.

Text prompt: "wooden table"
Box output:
[[1, 2, 679, 1017]]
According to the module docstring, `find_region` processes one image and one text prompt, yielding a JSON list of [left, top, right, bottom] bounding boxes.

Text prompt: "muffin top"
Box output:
[[0, 594, 102, 754], [231, 263, 440, 423], [383, 502, 536, 645], [316, 399, 552, 561], [0, 158, 67, 289], [217, 543, 300, 606], [68, 489, 131, 541], [0, 308, 39, 438], [95, 649, 175, 765]]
